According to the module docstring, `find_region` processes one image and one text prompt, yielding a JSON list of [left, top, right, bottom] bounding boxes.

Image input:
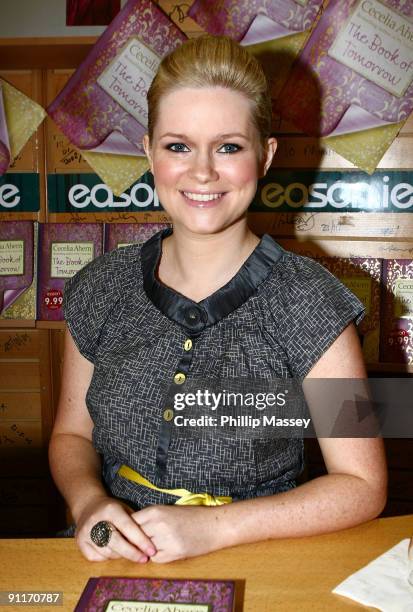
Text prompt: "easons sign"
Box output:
[[0, 174, 40, 213], [0, 183, 20, 208], [68, 182, 160, 209], [47, 172, 160, 213], [44, 171, 413, 214], [252, 170, 413, 212]]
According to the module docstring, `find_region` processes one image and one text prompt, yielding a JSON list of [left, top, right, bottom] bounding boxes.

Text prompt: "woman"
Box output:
[[49, 35, 387, 564]]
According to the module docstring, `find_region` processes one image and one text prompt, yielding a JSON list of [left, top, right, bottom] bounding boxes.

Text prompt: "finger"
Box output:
[[107, 550, 122, 559], [102, 547, 122, 560], [115, 514, 157, 558], [106, 529, 149, 563]]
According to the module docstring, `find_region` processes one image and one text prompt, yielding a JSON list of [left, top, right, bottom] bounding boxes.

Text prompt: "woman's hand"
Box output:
[[75, 494, 157, 563], [132, 505, 220, 563]]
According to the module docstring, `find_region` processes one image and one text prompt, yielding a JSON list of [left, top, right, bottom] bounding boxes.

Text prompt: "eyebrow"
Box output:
[[159, 132, 250, 141]]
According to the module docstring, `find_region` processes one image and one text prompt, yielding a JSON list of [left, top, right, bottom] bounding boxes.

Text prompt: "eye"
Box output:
[[166, 143, 190, 152], [218, 143, 242, 154]]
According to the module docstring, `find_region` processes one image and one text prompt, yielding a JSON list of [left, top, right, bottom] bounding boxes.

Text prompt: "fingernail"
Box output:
[[139, 555, 149, 563], [147, 547, 156, 556]]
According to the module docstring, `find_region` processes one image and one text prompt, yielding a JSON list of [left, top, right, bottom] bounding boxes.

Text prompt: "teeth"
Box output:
[[183, 192, 223, 202]]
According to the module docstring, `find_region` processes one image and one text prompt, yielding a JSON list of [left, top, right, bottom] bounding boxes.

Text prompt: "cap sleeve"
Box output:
[[267, 253, 365, 378], [63, 252, 120, 363]]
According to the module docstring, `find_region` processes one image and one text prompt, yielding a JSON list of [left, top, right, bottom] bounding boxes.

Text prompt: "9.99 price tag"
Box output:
[[44, 289, 63, 310]]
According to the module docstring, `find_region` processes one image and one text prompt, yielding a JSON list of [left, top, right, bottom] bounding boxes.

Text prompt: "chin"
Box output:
[[175, 215, 243, 236]]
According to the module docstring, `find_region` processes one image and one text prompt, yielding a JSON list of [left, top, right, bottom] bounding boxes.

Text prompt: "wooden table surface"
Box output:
[[0, 514, 412, 611]]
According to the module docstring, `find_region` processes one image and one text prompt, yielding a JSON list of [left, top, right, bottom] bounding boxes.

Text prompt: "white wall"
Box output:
[[0, 0, 128, 38]]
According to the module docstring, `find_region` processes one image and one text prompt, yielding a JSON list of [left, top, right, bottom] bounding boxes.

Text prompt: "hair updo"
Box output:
[[147, 35, 272, 159]]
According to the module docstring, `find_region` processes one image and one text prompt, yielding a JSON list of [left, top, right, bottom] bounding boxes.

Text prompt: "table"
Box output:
[[0, 514, 412, 611]]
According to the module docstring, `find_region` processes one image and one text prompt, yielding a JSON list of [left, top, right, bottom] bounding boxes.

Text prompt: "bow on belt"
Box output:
[[118, 464, 232, 506]]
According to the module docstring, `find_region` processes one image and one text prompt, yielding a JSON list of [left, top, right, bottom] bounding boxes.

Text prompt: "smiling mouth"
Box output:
[[182, 191, 225, 202]]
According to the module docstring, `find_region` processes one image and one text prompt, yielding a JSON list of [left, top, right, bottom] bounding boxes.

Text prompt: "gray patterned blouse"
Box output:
[[64, 229, 364, 510]]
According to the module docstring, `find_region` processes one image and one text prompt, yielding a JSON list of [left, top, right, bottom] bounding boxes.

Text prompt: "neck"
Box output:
[[157, 221, 260, 302]]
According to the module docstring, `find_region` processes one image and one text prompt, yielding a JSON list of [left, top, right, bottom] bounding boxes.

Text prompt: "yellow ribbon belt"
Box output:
[[118, 464, 232, 506]]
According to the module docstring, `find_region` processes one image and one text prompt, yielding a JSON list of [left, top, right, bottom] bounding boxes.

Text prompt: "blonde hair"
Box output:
[[147, 35, 272, 159]]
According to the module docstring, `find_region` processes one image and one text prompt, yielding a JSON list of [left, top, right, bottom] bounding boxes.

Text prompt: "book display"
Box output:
[[37, 223, 103, 321]]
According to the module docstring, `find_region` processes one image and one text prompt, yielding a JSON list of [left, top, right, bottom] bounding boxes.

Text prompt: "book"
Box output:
[[37, 223, 103, 321], [0, 221, 36, 320], [47, 0, 186, 195], [104, 222, 171, 251], [276, 0, 413, 173], [75, 576, 235, 612], [380, 259, 413, 364], [318, 256, 382, 364]]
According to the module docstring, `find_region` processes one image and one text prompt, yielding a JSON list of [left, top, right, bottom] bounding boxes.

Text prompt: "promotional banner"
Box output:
[[276, 0, 413, 173], [48, 0, 186, 195]]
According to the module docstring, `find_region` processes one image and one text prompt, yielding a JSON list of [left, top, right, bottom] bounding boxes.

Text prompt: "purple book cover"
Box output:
[[275, 0, 413, 172], [75, 576, 235, 612], [0, 221, 34, 314], [380, 259, 413, 365], [37, 223, 103, 321], [188, 0, 323, 42], [47, 0, 186, 158], [277, 0, 413, 136], [104, 222, 170, 251]]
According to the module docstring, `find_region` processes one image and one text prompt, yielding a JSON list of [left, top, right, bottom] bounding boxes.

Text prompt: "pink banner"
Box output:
[[49, 0, 186, 158], [276, 0, 413, 138]]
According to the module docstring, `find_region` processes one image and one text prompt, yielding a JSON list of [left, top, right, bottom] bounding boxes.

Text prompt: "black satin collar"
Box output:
[[141, 228, 283, 334]]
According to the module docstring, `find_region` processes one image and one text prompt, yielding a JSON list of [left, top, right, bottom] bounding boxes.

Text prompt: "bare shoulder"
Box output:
[[306, 322, 366, 379], [51, 329, 95, 440]]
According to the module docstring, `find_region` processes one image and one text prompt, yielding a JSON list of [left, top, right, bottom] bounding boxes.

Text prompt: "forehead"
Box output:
[[154, 86, 256, 137]]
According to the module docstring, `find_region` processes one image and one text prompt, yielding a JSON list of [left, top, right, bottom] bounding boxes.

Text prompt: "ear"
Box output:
[[260, 137, 277, 177], [143, 134, 154, 173]]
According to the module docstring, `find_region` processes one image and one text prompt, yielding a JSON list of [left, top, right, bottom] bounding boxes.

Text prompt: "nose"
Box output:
[[188, 150, 219, 183]]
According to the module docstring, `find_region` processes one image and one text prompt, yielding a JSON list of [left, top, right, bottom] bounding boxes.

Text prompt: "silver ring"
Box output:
[[90, 520, 114, 547]]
